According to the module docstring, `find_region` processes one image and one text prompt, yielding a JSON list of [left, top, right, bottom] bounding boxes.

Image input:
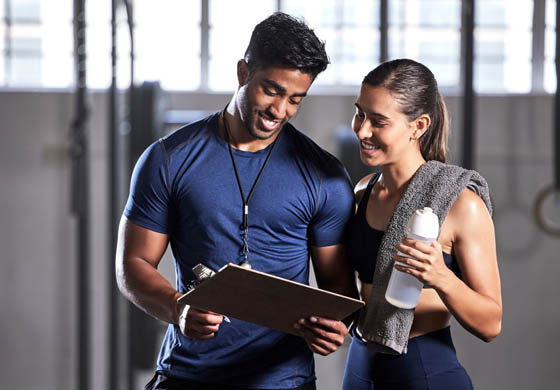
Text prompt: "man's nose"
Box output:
[[268, 97, 288, 119]]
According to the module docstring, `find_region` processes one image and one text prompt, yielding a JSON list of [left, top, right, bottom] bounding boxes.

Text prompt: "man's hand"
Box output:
[[293, 316, 348, 356], [178, 304, 224, 340]]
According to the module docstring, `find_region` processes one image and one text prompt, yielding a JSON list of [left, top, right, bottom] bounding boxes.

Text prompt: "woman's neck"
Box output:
[[380, 154, 426, 194]]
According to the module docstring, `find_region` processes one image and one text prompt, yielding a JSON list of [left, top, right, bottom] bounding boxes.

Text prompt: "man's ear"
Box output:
[[411, 114, 431, 140], [237, 60, 250, 86]]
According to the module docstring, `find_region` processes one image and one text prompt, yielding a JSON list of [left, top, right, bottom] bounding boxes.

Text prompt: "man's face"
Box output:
[[236, 63, 314, 140]]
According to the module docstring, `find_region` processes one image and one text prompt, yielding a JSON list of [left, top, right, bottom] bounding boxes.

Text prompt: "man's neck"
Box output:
[[221, 100, 280, 152]]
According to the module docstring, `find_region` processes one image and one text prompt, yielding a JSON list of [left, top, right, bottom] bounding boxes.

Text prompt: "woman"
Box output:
[[342, 59, 502, 389]]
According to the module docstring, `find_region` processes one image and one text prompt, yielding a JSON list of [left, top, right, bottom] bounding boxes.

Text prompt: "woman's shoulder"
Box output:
[[447, 187, 493, 236], [423, 160, 493, 216], [452, 187, 491, 216]]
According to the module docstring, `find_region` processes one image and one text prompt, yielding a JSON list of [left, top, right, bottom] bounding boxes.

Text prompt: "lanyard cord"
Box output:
[[221, 108, 278, 264]]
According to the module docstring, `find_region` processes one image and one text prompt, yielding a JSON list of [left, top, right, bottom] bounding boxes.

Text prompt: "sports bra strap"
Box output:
[[356, 172, 381, 215]]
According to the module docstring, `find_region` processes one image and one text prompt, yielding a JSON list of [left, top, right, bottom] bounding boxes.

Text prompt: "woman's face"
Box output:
[[352, 84, 416, 167]]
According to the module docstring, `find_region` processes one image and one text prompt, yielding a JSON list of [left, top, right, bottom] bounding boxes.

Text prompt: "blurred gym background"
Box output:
[[1, 1, 559, 389]]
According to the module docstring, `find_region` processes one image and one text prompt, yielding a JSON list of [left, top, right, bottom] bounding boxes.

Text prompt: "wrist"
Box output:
[[171, 291, 184, 325], [434, 268, 457, 296]]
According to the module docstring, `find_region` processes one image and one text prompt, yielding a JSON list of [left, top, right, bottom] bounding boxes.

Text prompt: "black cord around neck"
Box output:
[[221, 107, 278, 264]]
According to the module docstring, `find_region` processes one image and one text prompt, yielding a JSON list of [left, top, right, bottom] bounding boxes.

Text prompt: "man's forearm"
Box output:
[[116, 256, 181, 325]]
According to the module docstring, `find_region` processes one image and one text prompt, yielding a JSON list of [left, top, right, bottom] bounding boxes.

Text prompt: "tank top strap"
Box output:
[[356, 172, 381, 215]]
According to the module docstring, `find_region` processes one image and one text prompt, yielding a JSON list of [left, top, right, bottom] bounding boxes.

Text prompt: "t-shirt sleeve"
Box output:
[[123, 139, 171, 234], [308, 160, 355, 247]]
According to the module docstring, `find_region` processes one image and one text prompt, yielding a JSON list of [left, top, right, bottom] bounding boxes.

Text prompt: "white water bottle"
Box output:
[[385, 207, 439, 309]]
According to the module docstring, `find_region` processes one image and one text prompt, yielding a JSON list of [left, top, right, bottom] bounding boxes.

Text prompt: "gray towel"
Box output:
[[357, 161, 492, 354]]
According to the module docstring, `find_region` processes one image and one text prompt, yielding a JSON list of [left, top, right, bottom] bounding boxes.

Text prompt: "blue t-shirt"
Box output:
[[124, 112, 354, 388]]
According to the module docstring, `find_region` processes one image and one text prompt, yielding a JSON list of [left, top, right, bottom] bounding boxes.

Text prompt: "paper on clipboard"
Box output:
[[178, 263, 365, 336]]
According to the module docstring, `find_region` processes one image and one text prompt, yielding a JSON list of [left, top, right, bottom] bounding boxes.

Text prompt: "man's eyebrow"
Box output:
[[264, 79, 307, 98], [354, 102, 390, 120]]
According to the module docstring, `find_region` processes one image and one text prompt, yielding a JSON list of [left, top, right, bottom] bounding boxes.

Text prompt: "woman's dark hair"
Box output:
[[244, 12, 330, 80], [363, 59, 449, 163]]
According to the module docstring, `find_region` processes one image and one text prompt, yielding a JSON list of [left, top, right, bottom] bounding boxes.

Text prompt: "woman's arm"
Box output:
[[395, 189, 502, 342]]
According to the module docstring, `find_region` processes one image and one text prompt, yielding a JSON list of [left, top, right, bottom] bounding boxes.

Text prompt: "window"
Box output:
[[388, 0, 462, 89], [0, 0, 556, 94], [135, 1, 201, 91], [474, 0, 533, 93], [0, 0, 73, 88], [208, 0, 275, 91], [85, 1, 112, 89], [283, 0, 381, 86], [84, 1, 201, 90]]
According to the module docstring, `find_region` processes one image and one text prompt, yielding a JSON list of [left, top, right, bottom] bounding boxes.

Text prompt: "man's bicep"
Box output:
[[117, 216, 169, 269], [309, 176, 354, 247], [124, 140, 171, 234]]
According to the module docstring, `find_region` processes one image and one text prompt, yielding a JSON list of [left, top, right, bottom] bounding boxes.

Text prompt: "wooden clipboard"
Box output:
[[178, 264, 365, 336]]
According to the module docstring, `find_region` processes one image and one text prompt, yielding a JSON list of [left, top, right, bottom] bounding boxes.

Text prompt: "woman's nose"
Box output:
[[354, 119, 372, 139]]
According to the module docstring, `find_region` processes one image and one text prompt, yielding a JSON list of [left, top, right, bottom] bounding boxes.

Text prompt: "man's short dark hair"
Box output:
[[244, 12, 330, 80]]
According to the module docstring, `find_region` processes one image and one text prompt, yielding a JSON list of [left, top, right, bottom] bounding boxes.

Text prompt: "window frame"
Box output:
[[0, 0, 554, 96]]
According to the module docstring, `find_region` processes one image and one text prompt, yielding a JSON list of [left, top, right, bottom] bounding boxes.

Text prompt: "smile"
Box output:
[[360, 140, 380, 151], [258, 112, 281, 131]]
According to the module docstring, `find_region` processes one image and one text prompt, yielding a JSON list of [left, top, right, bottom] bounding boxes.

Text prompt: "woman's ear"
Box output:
[[237, 60, 250, 86], [411, 114, 431, 140]]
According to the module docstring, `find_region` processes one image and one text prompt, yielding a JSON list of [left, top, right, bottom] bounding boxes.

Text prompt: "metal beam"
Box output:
[[200, 0, 209, 90], [532, 0, 546, 92], [71, 0, 89, 389], [461, 0, 475, 169], [380, 0, 388, 63], [4, 0, 11, 85], [108, 0, 125, 388], [555, 0, 560, 190]]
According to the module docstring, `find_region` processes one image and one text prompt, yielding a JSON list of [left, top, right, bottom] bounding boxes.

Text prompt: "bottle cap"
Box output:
[[406, 207, 439, 240]]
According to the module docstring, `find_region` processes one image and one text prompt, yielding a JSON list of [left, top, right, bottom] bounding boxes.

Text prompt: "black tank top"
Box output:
[[346, 173, 462, 284]]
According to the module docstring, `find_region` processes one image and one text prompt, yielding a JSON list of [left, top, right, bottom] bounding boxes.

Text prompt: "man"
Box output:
[[116, 12, 358, 390]]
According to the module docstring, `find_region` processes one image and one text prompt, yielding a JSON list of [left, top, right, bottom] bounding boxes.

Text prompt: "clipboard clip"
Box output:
[[184, 263, 215, 292], [188, 263, 231, 323], [192, 263, 216, 280]]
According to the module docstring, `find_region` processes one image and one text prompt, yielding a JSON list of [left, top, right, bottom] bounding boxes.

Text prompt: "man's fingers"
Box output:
[[294, 317, 347, 356], [190, 307, 224, 325], [307, 341, 335, 356], [189, 313, 222, 334], [307, 316, 346, 331], [296, 317, 347, 338], [185, 329, 216, 340], [179, 307, 225, 339], [182, 321, 219, 339], [304, 330, 340, 351], [194, 322, 221, 333], [299, 322, 338, 343], [298, 327, 341, 356]]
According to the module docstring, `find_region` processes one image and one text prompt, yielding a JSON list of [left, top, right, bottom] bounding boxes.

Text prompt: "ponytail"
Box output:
[[419, 92, 449, 163]]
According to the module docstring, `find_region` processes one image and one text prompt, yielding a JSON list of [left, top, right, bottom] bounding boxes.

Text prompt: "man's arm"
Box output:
[[311, 243, 359, 302], [294, 243, 359, 356], [115, 216, 179, 323], [115, 216, 224, 339]]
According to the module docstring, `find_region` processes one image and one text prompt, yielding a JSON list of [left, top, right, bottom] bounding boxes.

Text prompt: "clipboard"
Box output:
[[178, 264, 365, 336]]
